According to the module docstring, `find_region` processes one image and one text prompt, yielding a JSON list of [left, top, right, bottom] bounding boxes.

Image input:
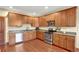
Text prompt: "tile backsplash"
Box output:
[[39, 27, 77, 32], [60, 27, 77, 32]]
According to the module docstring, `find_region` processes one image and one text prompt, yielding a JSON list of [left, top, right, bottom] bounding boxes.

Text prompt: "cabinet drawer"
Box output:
[[66, 36, 75, 51]]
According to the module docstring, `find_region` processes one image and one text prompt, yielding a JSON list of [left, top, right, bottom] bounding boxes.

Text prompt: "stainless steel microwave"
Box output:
[[47, 20, 55, 26]]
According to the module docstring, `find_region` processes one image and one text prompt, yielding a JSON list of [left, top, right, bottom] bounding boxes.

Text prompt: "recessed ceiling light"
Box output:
[[9, 6, 13, 9], [44, 6, 48, 9], [33, 12, 36, 15]]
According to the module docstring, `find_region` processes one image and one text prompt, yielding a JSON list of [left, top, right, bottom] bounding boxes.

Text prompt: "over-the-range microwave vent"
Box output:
[[47, 20, 55, 26]]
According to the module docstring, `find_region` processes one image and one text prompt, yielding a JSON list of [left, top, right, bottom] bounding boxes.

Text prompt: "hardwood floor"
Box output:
[[0, 39, 69, 52]]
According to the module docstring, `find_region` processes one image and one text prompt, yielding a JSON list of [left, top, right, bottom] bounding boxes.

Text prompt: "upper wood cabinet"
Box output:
[[66, 7, 76, 27], [46, 14, 55, 21], [38, 17, 48, 27], [55, 7, 76, 27], [38, 7, 76, 27], [23, 16, 29, 24], [54, 12, 61, 27], [8, 12, 23, 27]]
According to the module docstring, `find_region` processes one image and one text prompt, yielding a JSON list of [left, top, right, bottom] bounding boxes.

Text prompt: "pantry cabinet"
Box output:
[[53, 33, 75, 51], [0, 17, 5, 45]]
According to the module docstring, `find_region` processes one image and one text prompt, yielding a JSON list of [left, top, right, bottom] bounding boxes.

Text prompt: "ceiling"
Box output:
[[0, 6, 73, 16]]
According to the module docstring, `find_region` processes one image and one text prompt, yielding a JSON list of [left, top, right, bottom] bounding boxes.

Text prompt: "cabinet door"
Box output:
[[53, 34, 60, 46], [60, 11, 67, 27], [38, 17, 47, 27], [0, 17, 5, 32], [0, 17, 4, 45], [23, 32, 30, 41], [31, 31, 36, 39], [8, 13, 17, 26], [23, 16, 28, 24], [66, 7, 76, 27], [27, 17, 33, 25], [66, 36, 75, 51], [36, 31, 45, 41], [54, 12, 61, 27], [8, 13, 23, 26], [9, 32, 16, 45], [59, 35, 66, 48], [23, 31, 36, 42]]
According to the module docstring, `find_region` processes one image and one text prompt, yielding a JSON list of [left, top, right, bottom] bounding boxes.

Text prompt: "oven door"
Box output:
[[45, 32, 53, 44]]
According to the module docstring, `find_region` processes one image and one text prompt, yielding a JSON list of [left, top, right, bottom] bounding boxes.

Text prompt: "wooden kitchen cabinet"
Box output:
[[0, 17, 5, 45], [23, 16, 29, 24], [46, 14, 56, 21], [23, 31, 36, 42], [66, 7, 76, 27], [54, 12, 61, 27], [31, 17, 38, 27], [53, 34, 60, 46], [38, 17, 48, 27], [54, 7, 76, 27], [53, 33, 66, 48], [59, 35, 66, 48], [36, 31, 45, 41], [8, 12, 23, 27], [9, 32, 16, 45], [53, 33, 75, 51], [66, 36, 75, 51]]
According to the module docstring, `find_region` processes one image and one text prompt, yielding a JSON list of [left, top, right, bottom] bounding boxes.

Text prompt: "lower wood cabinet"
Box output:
[[53, 34, 60, 46], [66, 36, 75, 51], [59, 35, 66, 48], [9, 32, 16, 45], [36, 31, 45, 41], [53, 33, 75, 51], [23, 31, 36, 42]]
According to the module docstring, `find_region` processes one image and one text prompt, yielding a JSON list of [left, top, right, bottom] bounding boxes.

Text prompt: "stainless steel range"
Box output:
[[45, 32, 53, 44], [44, 20, 61, 44]]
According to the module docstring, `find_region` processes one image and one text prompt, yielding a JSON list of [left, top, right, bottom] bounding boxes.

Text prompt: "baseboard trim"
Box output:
[[75, 48, 79, 52]]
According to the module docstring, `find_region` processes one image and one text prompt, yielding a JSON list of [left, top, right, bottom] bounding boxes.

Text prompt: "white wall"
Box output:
[[75, 7, 79, 48], [0, 10, 8, 16]]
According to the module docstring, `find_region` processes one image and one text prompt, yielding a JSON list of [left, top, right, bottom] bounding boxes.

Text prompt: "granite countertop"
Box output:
[[9, 29, 36, 33], [54, 31, 76, 36]]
